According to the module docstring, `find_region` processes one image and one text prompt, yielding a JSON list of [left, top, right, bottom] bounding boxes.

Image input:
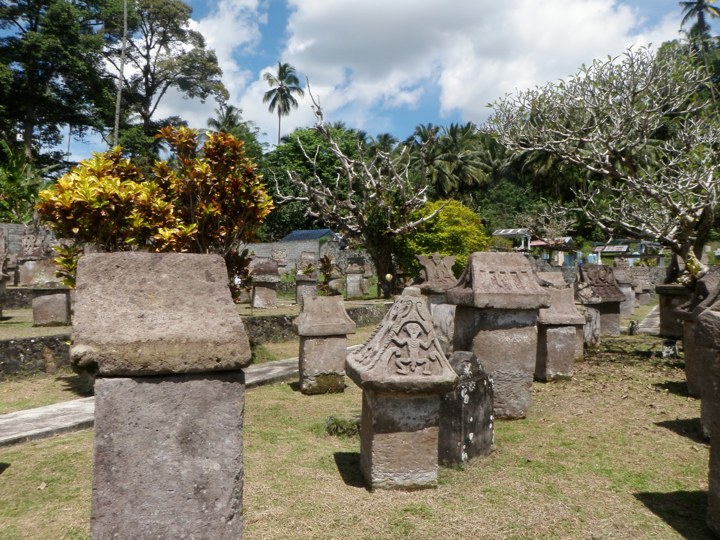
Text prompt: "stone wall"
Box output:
[[245, 239, 374, 276], [0, 334, 71, 377]]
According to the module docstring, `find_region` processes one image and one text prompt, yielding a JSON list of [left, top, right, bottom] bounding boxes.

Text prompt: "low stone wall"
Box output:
[[0, 334, 71, 377], [242, 303, 390, 346], [3, 287, 36, 309]]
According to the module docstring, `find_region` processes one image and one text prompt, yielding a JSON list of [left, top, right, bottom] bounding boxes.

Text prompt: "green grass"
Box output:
[[0, 334, 713, 539]]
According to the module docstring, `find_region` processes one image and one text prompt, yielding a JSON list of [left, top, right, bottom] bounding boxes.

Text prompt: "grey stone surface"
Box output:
[[0, 397, 94, 446], [656, 283, 691, 340], [298, 336, 348, 394], [346, 273, 367, 299], [612, 266, 635, 318], [429, 303, 456, 357], [446, 252, 550, 310], [536, 326, 577, 381], [416, 253, 457, 294], [293, 296, 357, 337], [346, 289, 457, 394], [91, 372, 245, 539], [577, 265, 624, 338], [71, 252, 251, 376], [360, 389, 441, 490], [251, 283, 278, 309], [295, 278, 317, 307], [453, 306, 538, 419], [438, 351, 494, 467], [32, 290, 70, 326]]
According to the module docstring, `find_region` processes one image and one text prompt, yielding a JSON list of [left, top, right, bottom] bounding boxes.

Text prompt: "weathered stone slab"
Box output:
[[577, 266, 625, 338], [32, 289, 71, 327], [612, 265, 635, 318], [438, 351, 493, 467], [91, 372, 245, 539], [71, 252, 251, 376], [657, 283, 692, 340]]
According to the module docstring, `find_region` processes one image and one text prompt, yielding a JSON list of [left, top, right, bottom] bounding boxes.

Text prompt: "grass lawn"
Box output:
[[0, 333, 712, 539]]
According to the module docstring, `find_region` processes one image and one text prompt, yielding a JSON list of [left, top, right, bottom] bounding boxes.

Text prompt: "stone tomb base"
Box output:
[[453, 307, 538, 419], [536, 326, 577, 381], [360, 390, 441, 490], [92, 371, 245, 539], [299, 335, 347, 394]]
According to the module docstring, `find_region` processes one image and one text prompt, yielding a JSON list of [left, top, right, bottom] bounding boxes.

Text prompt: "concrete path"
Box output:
[[636, 305, 660, 336], [0, 356, 300, 447]]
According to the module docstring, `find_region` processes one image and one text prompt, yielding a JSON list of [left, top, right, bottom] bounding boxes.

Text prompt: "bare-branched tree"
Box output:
[[274, 86, 441, 297], [489, 46, 720, 279]]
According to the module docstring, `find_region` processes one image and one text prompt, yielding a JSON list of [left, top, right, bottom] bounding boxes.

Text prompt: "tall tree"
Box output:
[[0, 0, 116, 162], [106, 0, 228, 137], [263, 62, 304, 145], [206, 103, 264, 161], [680, 0, 720, 40], [489, 46, 719, 276]]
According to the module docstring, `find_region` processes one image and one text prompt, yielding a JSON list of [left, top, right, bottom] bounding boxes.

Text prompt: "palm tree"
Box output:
[[207, 103, 244, 133], [680, 0, 720, 40], [263, 62, 305, 144]]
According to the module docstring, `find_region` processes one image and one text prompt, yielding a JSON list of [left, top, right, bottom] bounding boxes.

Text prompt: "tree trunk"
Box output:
[[367, 242, 396, 299]]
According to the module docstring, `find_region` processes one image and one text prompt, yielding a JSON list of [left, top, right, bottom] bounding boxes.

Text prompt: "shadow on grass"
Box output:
[[57, 374, 93, 397], [656, 417, 708, 444], [0, 463, 9, 475], [288, 381, 301, 392], [654, 380, 690, 397], [635, 490, 713, 539], [333, 452, 365, 488]]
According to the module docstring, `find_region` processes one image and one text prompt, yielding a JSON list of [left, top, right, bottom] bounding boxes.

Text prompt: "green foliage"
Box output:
[[263, 62, 305, 144], [36, 127, 273, 285], [0, 0, 116, 162], [0, 141, 53, 223], [396, 200, 489, 279]]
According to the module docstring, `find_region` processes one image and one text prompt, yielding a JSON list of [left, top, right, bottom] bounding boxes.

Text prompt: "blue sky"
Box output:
[[73, 0, 711, 157]]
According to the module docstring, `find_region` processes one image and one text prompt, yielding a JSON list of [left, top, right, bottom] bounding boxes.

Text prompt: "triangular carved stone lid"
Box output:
[[537, 272, 585, 326], [346, 289, 458, 393], [446, 252, 550, 310]]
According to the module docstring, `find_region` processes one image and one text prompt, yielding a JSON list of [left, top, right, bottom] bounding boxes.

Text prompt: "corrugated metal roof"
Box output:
[[280, 229, 334, 242], [492, 228, 530, 237]]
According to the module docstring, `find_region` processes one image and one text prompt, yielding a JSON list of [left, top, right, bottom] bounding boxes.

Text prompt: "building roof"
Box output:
[[280, 229, 335, 242], [492, 228, 530, 238]]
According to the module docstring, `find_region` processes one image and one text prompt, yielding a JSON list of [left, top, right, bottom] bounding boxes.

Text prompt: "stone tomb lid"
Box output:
[[293, 296, 357, 337], [578, 265, 626, 303], [71, 252, 251, 376], [446, 252, 550, 310], [346, 289, 458, 393], [416, 253, 458, 294], [536, 272, 585, 326]]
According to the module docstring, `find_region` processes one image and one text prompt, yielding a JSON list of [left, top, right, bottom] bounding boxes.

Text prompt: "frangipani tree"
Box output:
[[489, 46, 720, 278]]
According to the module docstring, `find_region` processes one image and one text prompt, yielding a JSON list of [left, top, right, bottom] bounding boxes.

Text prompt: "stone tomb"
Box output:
[[577, 265, 625, 338], [694, 285, 720, 535], [345, 257, 369, 298], [677, 269, 720, 438], [295, 251, 318, 307], [438, 351, 494, 467], [293, 296, 356, 394], [535, 272, 585, 381], [656, 283, 692, 340], [629, 266, 654, 305], [346, 289, 457, 490], [71, 252, 251, 538], [251, 258, 280, 309], [612, 264, 636, 318], [447, 252, 550, 419]]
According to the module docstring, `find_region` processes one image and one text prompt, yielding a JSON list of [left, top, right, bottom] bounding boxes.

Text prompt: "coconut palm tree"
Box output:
[[680, 0, 720, 39], [263, 62, 305, 144]]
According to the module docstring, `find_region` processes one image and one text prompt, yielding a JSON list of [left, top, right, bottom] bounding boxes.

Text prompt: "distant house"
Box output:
[[530, 237, 577, 267], [281, 228, 334, 242]]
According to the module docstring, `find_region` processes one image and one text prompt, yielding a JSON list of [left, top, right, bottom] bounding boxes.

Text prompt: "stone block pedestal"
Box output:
[[92, 372, 245, 538]]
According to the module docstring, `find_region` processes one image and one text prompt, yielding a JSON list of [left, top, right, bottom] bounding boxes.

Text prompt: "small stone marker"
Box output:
[[346, 288, 458, 490], [293, 296, 356, 394], [295, 252, 318, 307], [612, 264, 635, 318], [72, 252, 251, 539], [251, 258, 280, 309], [629, 266, 653, 305], [535, 272, 585, 381], [438, 351, 494, 467], [447, 252, 550, 419], [694, 288, 720, 535]]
